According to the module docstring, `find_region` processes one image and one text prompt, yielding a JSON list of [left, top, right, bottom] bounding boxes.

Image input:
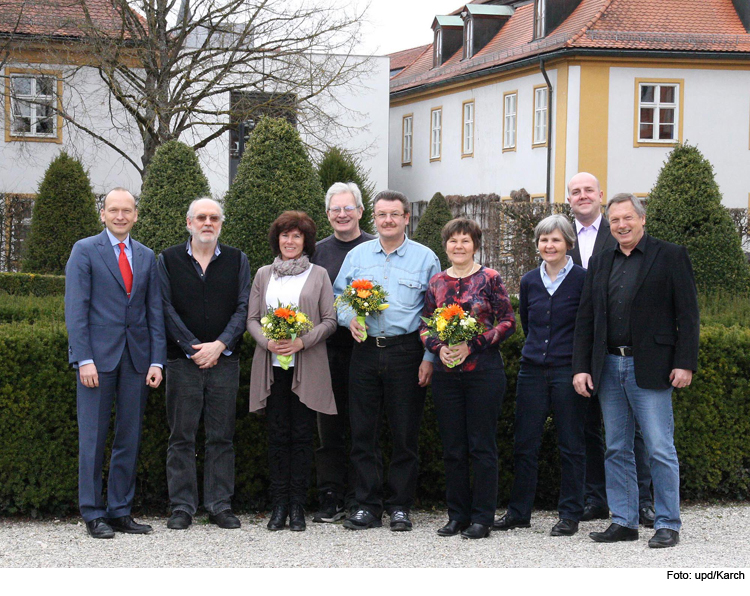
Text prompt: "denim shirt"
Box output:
[[333, 236, 440, 362]]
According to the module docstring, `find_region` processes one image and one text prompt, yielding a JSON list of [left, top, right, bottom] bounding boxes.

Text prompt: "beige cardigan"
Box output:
[[247, 264, 337, 414]]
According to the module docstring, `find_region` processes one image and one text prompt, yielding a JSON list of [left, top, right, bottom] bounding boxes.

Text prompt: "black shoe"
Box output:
[[313, 491, 345, 523], [267, 505, 289, 531], [342, 508, 382, 530], [589, 523, 639, 543], [461, 523, 491, 539], [550, 519, 579, 536], [389, 510, 412, 532], [167, 511, 192, 530], [437, 520, 470, 537], [648, 528, 680, 548], [85, 517, 114, 539], [209, 510, 241, 529], [109, 515, 152, 534], [639, 505, 656, 528], [492, 513, 531, 531], [581, 503, 610, 521], [289, 504, 306, 532]]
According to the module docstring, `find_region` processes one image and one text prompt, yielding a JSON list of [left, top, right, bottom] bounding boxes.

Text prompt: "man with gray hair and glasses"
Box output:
[[573, 193, 699, 548], [158, 197, 251, 531], [311, 182, 375, 523]]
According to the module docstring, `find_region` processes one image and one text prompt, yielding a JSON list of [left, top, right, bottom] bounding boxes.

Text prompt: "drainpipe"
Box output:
[[540, 57, 553, 204]]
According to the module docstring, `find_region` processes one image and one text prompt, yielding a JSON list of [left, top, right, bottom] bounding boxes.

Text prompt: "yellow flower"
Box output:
[[378, 303, 390, 311], [260, 316, 269, 325], [295, 313, 307, 324], [436, 318, 448, 332]]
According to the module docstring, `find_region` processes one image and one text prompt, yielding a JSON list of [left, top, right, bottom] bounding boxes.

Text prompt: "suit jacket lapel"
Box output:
[[632, 235, 660, 297], [95, 230, 127, 294], [130, 241, 144, 300], [593, 220, 610, 255]]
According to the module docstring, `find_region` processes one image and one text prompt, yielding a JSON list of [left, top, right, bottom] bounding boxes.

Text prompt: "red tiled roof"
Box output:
[[391, 0, 750, 94], [389, 44, 430, 71], [0, 0, 143, 39]]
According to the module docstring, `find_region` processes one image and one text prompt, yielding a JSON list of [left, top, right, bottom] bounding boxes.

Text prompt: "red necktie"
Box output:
[[118, 242, 133, 296]]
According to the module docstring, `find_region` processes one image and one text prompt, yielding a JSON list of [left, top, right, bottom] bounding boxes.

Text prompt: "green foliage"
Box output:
[[223, 118, 328, 273], [0, 272, 65, 296], [646, 143, 750, 294], [22, 152, 100, 275], [413, 192, 452, 269], [317, 147, 375, 234], [699, 291, 750, 328], [136, 141, 211, 254], [0, 294, 63, 324]]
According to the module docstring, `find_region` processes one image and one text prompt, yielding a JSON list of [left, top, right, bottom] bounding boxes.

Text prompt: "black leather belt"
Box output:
[[364, 330, 420, 348], [608, 346, 633, 357]]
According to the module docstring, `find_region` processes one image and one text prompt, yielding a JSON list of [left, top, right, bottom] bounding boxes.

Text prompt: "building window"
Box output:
[[503, 91, 517, 151], [4, 69, 62, 143], [434, 29, 443, 68], [634, 79, 683, 146], [462, 100, 474, 157], [531, 194, 547, 203], [464, 18, 474, 59], [535, 0, 546, 39], [430, 107, 442, 161], [533, 85, 548, 146], [402, 114, 413, 165]]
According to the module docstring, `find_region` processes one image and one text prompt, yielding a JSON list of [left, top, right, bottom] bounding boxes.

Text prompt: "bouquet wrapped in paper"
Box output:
[[260, 303, 314, 370], [420, 304, 485, 368], [334, 279, 389, 341]]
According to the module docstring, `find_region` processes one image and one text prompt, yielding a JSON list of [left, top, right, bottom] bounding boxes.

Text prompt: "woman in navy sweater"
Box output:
[[494, 214, 588, 537]]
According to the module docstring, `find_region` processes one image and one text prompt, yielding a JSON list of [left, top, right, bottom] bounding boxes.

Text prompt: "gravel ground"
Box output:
[[0, 504, 748, 568]]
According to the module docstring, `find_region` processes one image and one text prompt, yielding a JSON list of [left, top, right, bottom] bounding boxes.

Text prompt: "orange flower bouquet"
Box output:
[[334, 279, 389, 341], [420, 304, 484, 368], [260, 302, 314, 370]]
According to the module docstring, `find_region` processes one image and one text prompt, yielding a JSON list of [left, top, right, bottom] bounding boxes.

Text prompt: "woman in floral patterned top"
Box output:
[[419, 218, 515, 539]]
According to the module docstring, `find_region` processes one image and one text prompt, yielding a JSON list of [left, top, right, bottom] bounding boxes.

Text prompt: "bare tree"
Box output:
[[3, 0, 370, 178]]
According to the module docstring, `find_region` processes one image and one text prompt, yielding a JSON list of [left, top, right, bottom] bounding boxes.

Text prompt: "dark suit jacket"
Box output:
[[572, 234, 699, 392], [65, 230, 166, 373], [568, 217, 617, 267]]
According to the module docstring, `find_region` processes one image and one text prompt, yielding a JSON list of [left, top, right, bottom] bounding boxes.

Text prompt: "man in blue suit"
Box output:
[[65, 188, 166, 539]]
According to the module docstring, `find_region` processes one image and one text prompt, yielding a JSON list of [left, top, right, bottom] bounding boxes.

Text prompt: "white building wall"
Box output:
[[389, 69, 557, 202], [607, 66, 750, 208]]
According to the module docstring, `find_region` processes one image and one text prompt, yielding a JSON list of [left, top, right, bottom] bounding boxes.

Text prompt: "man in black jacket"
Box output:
[[158, 198, 251, 531], [573, 193, 699, 548], [567, 173, 654, 527]]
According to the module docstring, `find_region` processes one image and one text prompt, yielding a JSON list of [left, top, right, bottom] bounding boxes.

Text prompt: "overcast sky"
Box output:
[[353, 0, 464, 56]]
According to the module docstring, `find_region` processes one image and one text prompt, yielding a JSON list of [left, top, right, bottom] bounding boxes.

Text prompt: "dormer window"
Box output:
[[432, 16, 463, 68], [464, 18, 474, 59], [434, 29, 442, 66], [535, 0, 546, 39]]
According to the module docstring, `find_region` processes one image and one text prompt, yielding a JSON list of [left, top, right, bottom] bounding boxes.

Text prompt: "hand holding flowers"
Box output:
[[334, 279, 389, 342], [420, 304, 484, 368], [260, 303, 314, 370]]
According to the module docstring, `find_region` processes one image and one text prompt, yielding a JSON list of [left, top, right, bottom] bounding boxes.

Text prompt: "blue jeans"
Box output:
[[599, 355, 681, 531], [508, 363, 587, 522]]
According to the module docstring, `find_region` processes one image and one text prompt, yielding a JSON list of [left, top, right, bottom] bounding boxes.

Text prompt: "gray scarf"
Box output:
[[271, 255, 310, 277]]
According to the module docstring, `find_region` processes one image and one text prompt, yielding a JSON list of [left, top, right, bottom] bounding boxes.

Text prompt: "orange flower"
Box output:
[[441, 304, 465, 320], [274, 307, 295, 319], [352, 279, 374, 290], [356, 289, 372, 299]]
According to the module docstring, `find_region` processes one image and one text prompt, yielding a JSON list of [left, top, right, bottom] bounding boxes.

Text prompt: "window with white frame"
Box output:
[[503, 92, 517, 150], [402, 114, 413, 165], [430, 108, 442, 160], [462, 101, 474, 156], [434, 29, 443, 67], [464, 18, 474, 59], [535, 0, 546, 39], [638, 83, 679, 142], [9, 74, 57, 138], [533, 86, 548, 145]]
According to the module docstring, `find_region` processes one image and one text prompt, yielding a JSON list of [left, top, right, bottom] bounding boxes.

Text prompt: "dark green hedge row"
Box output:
[[0, 272, 66, 297], [1, 322, 748, 517]]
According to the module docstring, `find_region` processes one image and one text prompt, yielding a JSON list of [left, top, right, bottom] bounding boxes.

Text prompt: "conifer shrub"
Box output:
[[21, 153, 100, 275], [136, 141, 211, 254], [222, 117, 328, 272], [317, 146, 375, 234], [646, 143, 750, 294], [0, 272, 65, 296], [412, 192, 452, 269]]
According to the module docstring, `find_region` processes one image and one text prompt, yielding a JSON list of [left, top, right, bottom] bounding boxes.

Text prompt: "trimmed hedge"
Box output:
[[0, 272, 65, 297], [1, 319, 748, 516]]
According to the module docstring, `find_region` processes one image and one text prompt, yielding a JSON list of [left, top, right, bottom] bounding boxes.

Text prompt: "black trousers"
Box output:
[[432, 360, 506, 527], [266, 367, 316, 507], [348, 336, 426, 517]]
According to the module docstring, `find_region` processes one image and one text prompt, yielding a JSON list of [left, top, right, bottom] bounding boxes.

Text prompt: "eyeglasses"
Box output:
[[327, 205, 358, 215], [374, 212, 405, 221], [193, 214, 221, 223]]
